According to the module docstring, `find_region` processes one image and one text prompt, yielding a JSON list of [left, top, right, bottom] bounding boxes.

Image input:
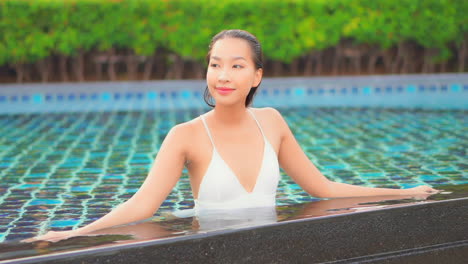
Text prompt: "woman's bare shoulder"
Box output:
[[170, 116, 204, 138], [251, 107, 285, 124]]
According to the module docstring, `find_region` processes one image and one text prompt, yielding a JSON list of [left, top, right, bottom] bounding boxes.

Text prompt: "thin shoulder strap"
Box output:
[[247, 108, 266, 138], [200, 114, 216, 149]]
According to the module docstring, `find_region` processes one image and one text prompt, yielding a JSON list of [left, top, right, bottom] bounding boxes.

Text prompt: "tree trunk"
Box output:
[[74, 51, 85, 82], [290, 59, 300, 76], [36, 58, 51, 83], [332, 45, 341, 75], [194, 61, 204, 79], [368, 54, 378, 74], [142, 56, 154, 80], [125, 53, 138, 80], [381, 49, 393, 73], [272, 61, 282, 76], [59, 55, 69, 82], [154, 52, 166, 79], [400, 42, 415, 74], [422, 48, 436, 73], [304, 54, 313, 76], [107, 48, 117, 81], [438, 61, 447, 73], [458, 38, 467, 72], [165, 54, 184, 79], [391, 42, 403, 73], [13, 63, 25, 83]]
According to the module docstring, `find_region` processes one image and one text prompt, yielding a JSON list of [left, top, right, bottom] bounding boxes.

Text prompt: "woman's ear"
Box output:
[[254, 68, 263, 87]]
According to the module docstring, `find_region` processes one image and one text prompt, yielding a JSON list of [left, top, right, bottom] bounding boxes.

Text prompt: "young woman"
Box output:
[[27, 29, 437, 242]]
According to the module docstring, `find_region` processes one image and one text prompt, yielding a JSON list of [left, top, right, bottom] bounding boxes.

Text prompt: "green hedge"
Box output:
[[0, 0, 466, 66]]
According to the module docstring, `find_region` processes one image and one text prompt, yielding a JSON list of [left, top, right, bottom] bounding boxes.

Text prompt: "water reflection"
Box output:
[[1, 183, 466, 262]]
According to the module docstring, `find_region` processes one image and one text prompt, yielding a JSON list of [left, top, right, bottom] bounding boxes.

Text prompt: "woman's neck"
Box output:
[[212, 104, 249, 126]]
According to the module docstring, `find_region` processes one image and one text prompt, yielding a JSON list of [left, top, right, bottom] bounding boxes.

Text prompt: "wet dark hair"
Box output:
[[204, 29, 264, 107]]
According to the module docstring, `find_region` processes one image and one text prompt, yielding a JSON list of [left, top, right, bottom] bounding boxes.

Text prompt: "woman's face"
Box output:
[[206, 37, 262, 107]]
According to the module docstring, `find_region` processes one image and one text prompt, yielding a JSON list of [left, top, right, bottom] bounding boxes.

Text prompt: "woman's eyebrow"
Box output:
[[211, 56, 247, 61]]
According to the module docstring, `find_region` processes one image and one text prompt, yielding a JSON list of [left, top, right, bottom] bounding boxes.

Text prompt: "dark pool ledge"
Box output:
[[1, 195, 467, 264]]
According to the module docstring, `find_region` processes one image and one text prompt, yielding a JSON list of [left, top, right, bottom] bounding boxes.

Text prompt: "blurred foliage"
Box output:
[[0, 0, 466, 66]]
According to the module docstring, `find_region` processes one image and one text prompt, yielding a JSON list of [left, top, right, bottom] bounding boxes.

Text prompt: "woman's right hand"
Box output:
[[22, 229, 81, 243]]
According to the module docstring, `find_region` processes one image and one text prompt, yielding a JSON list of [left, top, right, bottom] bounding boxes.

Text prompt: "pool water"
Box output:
[[0, 106, 466, 243]]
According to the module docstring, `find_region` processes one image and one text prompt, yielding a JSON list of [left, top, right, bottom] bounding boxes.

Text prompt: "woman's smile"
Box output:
[[215, 87, 235, 95]]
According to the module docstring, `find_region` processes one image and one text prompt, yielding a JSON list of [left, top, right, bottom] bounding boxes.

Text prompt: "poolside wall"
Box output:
[[4, 198, 467, 264], [0, 74, 467, 113]]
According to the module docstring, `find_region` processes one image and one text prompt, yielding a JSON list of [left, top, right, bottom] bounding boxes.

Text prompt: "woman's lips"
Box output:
[[215, 87, 235, 95]]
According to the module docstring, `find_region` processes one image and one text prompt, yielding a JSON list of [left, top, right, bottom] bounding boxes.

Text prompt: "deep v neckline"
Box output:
[[200, 109, 267, 194], [211, 138, 267, 194]]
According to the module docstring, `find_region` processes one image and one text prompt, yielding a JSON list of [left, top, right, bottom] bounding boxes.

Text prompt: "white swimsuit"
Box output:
[[195, 109, 280, 211], [172, 109, 280, 229]]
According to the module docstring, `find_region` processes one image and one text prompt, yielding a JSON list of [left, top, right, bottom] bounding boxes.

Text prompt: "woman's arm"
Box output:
[[271, 108, 437, 198], [25, 124, 189, 242]]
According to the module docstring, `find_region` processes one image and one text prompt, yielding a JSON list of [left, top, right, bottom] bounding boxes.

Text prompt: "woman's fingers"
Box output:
[[21, 230, 76, 243], [411, 185, 439, 195]]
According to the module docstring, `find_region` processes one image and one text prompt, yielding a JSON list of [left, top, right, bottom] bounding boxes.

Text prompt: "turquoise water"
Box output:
[[0, 106, 467, 243]]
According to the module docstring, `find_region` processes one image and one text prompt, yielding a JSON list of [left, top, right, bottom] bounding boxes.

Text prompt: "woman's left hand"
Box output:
[[406, 185, 439, 196]]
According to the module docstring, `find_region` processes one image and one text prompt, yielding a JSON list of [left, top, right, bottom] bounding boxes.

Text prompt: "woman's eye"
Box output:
[[233, 65, 244, 69], [210, 63, 219, 68]]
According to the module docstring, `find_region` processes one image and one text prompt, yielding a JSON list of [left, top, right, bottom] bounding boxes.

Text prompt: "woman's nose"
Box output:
[[218, 68, 230, 82]]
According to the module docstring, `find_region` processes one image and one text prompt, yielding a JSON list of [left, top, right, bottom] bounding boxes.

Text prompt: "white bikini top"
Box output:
[[194, 108, 280, 213]]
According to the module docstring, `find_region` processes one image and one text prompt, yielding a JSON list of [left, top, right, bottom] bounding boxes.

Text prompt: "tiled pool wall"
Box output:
[[0, 74, 467, 113]]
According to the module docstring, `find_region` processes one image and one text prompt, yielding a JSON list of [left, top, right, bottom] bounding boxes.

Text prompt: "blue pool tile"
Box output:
[[450, 84, 461, 92], [147, 91, 157, 99], [352, 87, 358, 94], [400, 183, 422, 189], [160, 92, 166, 99], [261, 90, 268, 96], [16, 184, 41, 189], [429, 85, 437, 92], [71, 186, 93, 192], [11, 95, 18, 102], [0, 96, 6, 102], [385, 86, 392, 93], [32, 94, 43, 103], [50, 219, 80, 228], [29, 199, 62, 205], [90, 93, 98, 100], [125, 92, 133, 99], [57, 94, 64, 101], [463, 85, 468, 91], [79, 93, 87, 100], [21, 95, 30, 102], [68, 94, 76, 101], [181, 90, 191, 99], [113, 93, 121, 100], [318, 89, 324, 94], [307, 88, 314, 95], [171, 91, 178, 98], [441, 85, 448, 92], [397, 86, 403, 93], [273, 89, 280, 95], [101, 92, 112, 101], [340, 88, 347, 94], [136, 92, 143, 99], [406, 85, 417, 93], [324, 164, 347, 170], [285, 88, 291, 95], [418, 85, 425, 92], [329, 88, 336, 94], [375, 87, 381, 93], [363, 86, 372, 94], [293, 87, 305, 96]]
